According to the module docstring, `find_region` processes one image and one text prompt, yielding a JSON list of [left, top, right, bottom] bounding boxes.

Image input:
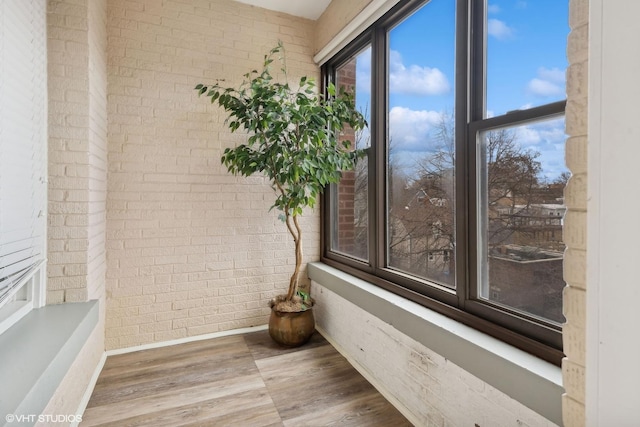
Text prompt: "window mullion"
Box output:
[[464, 0, 488, 308], [372, 27, 387, 273], [455, 0, 473, 309]]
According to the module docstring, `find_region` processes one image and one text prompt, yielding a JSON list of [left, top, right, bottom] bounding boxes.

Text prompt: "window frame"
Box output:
[[321, 0, 566, 364]]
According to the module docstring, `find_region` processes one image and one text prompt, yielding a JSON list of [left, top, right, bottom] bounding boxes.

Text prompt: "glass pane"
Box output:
[[330, 47, 371, 261], [486, 0, 569, 117], [387, 0, 456, 287], [478, 116, 567, 324]]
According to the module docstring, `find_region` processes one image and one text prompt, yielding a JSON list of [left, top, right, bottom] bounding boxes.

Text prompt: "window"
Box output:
[[329, 46, 371, 261], [322, 0, 568, 363], [0, 0, 48, 335]]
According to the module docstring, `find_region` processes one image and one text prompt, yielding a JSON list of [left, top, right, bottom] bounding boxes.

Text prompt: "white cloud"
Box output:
[[388, 106, 442, 152], [340, 48, 451, 97], [488, 4, 501, 14], [516, 126, 543, 145], [538, 67, 565, 83], [516, 117, 565, 146], [389, 51, 450, 96], [355, 46, 372, 94], [487, 19, 514, 40], [527, 67, 565, 97], [513, 118, 568, 180], [528, 79, 562, 97]]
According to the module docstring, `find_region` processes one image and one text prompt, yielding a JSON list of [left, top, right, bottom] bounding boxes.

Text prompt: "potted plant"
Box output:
[[195, 42, 366, 347]]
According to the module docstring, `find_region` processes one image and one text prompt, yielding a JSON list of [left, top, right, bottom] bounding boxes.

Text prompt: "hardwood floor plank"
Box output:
[[83, 389, 282, 427], [97, 336, 247, 379], [244, 330, 327, 360], [81, 331, 412, 427], [81, 373, 268, 426], [255, 342, 411, 425], [87, 356, 258, 408], [88, 338, 256, 408], [254, 344, 358, 386], [282, 392, 413, 427]]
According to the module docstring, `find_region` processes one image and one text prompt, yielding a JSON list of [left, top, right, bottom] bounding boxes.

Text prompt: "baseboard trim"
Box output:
[[73, 351, 107, 427], [106, 324, 269, 356]]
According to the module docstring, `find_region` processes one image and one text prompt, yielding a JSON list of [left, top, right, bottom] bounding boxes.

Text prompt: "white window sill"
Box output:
[[308, 262, 563, 425], [0, 301, 99, 426]]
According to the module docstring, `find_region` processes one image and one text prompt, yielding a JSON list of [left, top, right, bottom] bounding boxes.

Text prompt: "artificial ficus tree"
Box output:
[[195, 42, 367, 311]]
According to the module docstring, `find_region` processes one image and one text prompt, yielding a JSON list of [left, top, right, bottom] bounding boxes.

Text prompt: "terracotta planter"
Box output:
[[268, 308, 315, 347]]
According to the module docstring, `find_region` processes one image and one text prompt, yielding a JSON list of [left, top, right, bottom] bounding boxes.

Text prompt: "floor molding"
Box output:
[[105, 324, 269, 356], [74, 351, 107, 427]]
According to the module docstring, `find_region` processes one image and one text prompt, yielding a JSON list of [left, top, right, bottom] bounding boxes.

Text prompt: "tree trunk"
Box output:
[[285, 214, 303, 301]]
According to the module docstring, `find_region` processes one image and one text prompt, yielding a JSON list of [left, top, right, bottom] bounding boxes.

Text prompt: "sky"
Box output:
[[352, 0, 569, 181]]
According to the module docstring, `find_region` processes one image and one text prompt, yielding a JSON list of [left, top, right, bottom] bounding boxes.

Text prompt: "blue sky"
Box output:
[[352, 0, 569, 181]]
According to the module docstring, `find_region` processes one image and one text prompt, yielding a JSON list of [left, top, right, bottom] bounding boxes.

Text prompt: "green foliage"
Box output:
[[195, 42, 367, 220], [297, 290, 311, 306]]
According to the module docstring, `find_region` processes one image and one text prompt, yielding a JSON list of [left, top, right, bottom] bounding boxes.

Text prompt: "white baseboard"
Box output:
[[105, 324, 269, 356], [315, 326, 420, 427], [74, 351, 106, 427]]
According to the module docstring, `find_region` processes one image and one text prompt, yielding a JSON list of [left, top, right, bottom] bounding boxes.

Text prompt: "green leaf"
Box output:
[[195, 41, 368, 249]]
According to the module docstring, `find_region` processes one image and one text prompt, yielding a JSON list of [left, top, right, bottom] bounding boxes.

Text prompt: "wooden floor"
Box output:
[[81, 330, 412, 426]]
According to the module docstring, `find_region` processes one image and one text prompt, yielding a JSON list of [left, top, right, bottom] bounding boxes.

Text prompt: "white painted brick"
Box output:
[[136, 302, 172, 315], [562, 359, 585, 405], [139, 320, 171, 333], [565, 136, 587, 175], [314, 284, 559, 427], [98, 0, 335, 352], [563, 286, 586, 329], [563, 323, 586, 366], [154, 329, 188, 342], [563, 211, 587, 251], [562, 2, 588, 423], [563, 248, 586, 288], [565, 98, 588, 138], [569, 0, 588, 29], [562, 395, 585, 427]]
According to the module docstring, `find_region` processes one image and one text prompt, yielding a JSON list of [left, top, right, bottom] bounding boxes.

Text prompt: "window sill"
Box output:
[[0, 301, 99, 425], [308, 262, 563, 426]]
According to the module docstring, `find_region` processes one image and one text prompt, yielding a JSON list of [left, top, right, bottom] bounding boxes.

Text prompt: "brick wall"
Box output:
[[43, 0, 107, 418], [48, 0, 91, 303], [489, 256, 564, 323], [334, 58, 358, 254], [313, 284, 558, 426], [105, 0, 319, 350], [562, 0, 588, 425], [47, 0, 108, 304], [87, 0, 108, 303]]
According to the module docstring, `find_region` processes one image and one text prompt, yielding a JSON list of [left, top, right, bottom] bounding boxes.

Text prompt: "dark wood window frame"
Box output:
[[321, 0, 566, 365]]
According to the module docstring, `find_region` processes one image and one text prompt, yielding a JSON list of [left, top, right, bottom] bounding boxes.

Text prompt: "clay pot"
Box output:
[[268, 308, 315, 347]]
